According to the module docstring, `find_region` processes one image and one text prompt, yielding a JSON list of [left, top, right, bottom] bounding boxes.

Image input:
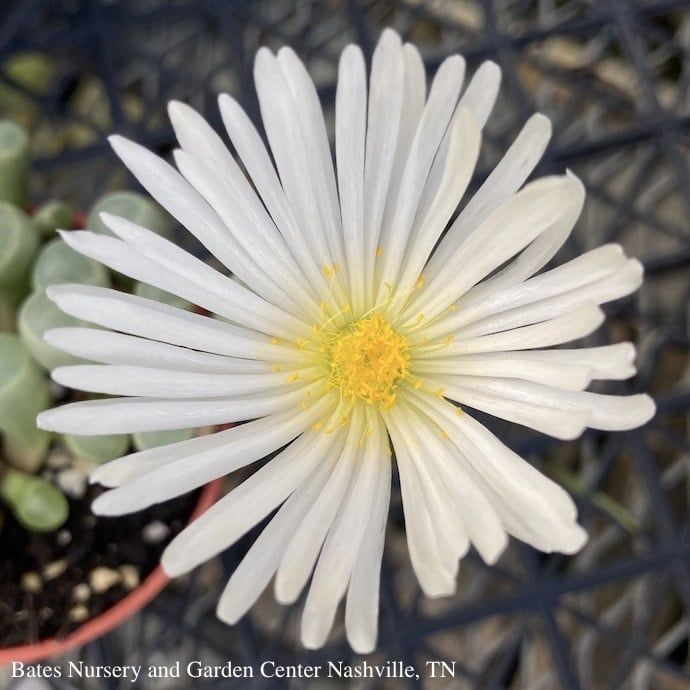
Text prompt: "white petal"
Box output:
[[519, 343, 638, 381], [37, 381, 323, 435], [336, 45, 367, 312], [274, 405, 366, 605], [90, 392, 336, 515], [44, 328, 273, 374], [456, 60, 501, 128], [398, 403, 506, 564], [451, 259, 643, 340], [172, 148, 318, 320], [392, 108, 481, 304], [168, 99, 309, 297], [427, 113, 552, 276], [361, 30, 405, 303], [108, 135, 297, 310], [345, 436, 391, 654], [217, 94, 332, 300], [51, 364, 318, 399], [216, 434, 341, 624], [422, 243, 627, 341], [412, 354, 592, 392], [385, 407, 458, 597], [406, 389, 586, 553], [276, 47, 345, 271], [301, 408, 387, 649], [419, 378, 589, 440], [402, 174, 585, 325], [61, 226, 307, 340], [46, 284, 305, 363], [436, 375, 655, 433], [375, 55, 466, 302], [162, 410, 348, 577], [414, 304, 605, 358]]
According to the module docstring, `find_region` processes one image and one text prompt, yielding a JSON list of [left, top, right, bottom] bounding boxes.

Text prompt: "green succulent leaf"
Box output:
[[87, 191, 173, 239], [0, 201, 39, 291], [17, 290, 88, 371], [64, 433, 130, 464], [32, 237, 110, 291], [33, 200, 74, 237], [0, 333, 51, 472], [133, 428, 194, 452], [0, 467, 69, 532], [0, 120, 30, 207], [133, 281, 191, 311]]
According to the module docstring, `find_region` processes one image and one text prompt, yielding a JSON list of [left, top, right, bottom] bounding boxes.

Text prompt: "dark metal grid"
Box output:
[[1, 1, 690, 689]]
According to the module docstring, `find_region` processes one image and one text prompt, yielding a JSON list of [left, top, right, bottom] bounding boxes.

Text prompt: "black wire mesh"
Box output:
[[1, 1, 690, 689]]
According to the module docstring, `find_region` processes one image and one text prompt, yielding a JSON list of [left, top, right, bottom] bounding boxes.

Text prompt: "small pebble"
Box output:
[[38, 607, 54, 622], [42, 559, 67, 581], [89, 566, 121, 593], [46, 450, 71, 469], [20, 572, 42, 593], [56, 467, 88, 499], [56, 529, 72, 546], [119, 564, 140, 591], [142, 520, 170, 544], [69, 605, 89, 623], [72, 583, 91, 603]]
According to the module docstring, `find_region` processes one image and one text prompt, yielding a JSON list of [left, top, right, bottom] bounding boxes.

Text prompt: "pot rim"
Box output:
[[0, 478, 223, 666]]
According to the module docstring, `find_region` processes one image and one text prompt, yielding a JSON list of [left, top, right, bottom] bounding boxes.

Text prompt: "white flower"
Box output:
[[37, 29, 655, 652]]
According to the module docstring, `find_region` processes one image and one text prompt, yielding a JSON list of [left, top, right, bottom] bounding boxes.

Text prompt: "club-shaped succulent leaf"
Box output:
[[133, 281, 191, 311], [64, 433, 130, 464], [87, 191, 173, 239], [0, 466, 68, 531], [0, 120, 30, 207], [18, 290, 89, 370], [32, 237, 110, 291], [0, 333, 51, 472], [0, 201, 39, 290], [33, 200, 74, 237], [133, 428, 194, 452]]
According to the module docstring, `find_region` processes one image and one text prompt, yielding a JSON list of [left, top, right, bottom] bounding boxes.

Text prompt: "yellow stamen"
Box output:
[[322, 313, 410, 410]]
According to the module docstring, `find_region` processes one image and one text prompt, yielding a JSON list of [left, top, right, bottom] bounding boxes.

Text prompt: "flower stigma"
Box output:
[[322, 313, 410, 410]]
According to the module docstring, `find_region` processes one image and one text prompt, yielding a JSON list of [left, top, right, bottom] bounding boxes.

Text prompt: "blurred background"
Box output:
[[1, 0, 690, 689]]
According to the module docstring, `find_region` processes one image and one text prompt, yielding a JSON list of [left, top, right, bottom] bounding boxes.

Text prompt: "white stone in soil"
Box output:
[[56, 467, 88, 499], [143, 520, 170, 544]]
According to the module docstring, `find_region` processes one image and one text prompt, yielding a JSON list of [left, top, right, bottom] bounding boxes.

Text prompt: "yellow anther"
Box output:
[[322, 313, 409, 410], [272, 363, 283, 372], [311, 422, 323, 431], [416, 274, 425, 288], [296, 339, 308, 350], [376, 246, 384, 257], [271, 336, 281, 345], [414, 313, 425, 325], [287, 372, 300, 383]]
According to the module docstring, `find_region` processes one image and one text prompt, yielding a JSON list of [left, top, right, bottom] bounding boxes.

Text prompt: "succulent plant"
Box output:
[[0, 464, 68, 532], [0, 334, 51, 472], [0, 118, 183, 533]]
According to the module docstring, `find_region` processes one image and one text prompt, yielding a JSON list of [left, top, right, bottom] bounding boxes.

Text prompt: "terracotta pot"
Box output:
[[0, 479, 222, 666]]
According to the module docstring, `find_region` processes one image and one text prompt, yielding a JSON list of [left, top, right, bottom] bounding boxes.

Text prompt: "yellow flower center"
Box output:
[[324, 313, 409, 409]]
